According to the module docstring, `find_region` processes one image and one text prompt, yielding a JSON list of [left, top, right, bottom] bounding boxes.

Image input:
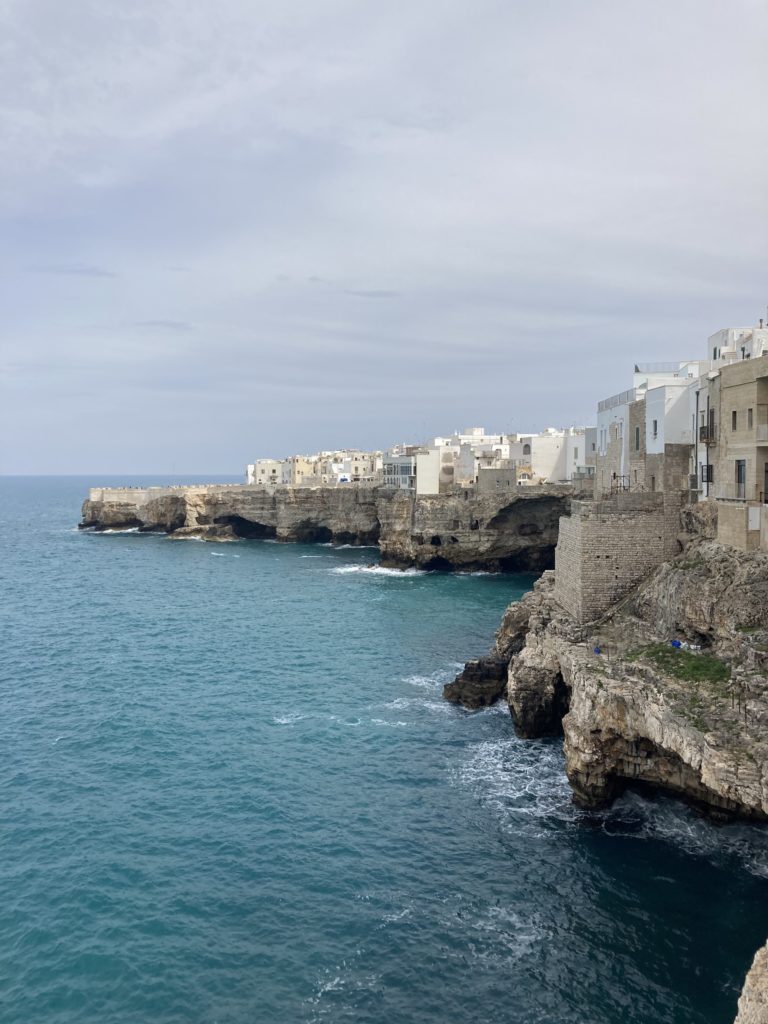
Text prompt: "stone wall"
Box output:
[[718, 503, 762, 552], [553, 493, 682, 622], [645, 443, 691, 494]]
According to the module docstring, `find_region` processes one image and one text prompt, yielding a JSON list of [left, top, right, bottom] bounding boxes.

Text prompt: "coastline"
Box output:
[[77, 479, 768, 1021]]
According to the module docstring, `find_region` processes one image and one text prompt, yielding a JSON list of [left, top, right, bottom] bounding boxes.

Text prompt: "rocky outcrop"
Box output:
[[490, 542, 768, 821], [80, 484, 571, 570], [378, 488, 570, 571], [81, 486, 381, 545], [736, 943, 768, 1024], [443, 657, 508, 708]]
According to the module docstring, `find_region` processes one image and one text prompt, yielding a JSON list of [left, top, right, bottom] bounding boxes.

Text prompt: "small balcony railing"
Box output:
[[699, 424, 717, 444]]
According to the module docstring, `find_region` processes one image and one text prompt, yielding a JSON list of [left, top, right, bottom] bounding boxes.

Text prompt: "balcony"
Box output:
[[699, 424, 717, 445]]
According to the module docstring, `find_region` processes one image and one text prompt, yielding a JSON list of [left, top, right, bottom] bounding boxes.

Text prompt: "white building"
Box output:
[[383, 452, 417, 489], [708, 324, 768, 364], [246, 459, 283, 486]]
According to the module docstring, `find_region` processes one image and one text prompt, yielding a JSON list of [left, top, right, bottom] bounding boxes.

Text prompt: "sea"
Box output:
[[2, 476, 768, 1024]]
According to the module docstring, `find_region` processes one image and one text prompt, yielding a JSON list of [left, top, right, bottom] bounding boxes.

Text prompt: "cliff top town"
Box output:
[[241, 317, 768, 556], [82, 314, 768, 1021]]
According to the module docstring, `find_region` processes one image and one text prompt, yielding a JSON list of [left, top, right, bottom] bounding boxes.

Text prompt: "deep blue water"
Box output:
[[2, 476, 768, 1024]]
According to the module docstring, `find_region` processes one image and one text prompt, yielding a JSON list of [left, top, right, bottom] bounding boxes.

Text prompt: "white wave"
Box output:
[[272, 711, 306, 725], [330, 564, 427, 576], [300, 555, 322, 558], [210, 552, 226, 557], [453, 736, 576, 837], [454, 734, 768, 875], [99, 527, 141, 534], [370, 718, 410, 728], [403, 664, 462, 690], [597, 790, 768, 876], [382, 695, 453, 716]]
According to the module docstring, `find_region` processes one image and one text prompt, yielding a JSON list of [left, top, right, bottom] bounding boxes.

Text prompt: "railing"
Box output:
[[699, 424, 717, 444], [598, 388, 637, 413], [634, 362, 683, 374]]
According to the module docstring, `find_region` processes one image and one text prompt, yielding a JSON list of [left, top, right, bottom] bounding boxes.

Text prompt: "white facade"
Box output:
[[383, 452, 417, 489], [708, 325, 768, 364], [415, 450, 441, 495], [645, 381, 691, 455], [246, 459, 283, 486]]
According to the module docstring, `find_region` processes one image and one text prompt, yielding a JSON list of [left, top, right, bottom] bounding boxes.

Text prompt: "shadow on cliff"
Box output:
[[213, 515, 277, 540]]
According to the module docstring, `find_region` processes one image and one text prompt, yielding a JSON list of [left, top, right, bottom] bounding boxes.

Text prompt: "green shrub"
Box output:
[[633, 643, 730, 684]]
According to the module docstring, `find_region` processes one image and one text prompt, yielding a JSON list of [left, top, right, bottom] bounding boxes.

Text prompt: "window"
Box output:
[[736, 459, 746, 500], [635, 426, 640, 451], [748, 408, 754, 429], [650, 475, 656, 492], [713, 347, 717, 359], [574, 448, 579, 460], [652, 419, 658, 439], [522, 443, 531, 456], [732, 410, 738, 431]]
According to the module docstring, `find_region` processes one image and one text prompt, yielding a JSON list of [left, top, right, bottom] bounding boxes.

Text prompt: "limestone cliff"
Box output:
[[445, 534, 768, 1022], [736, 943, 768, 1024], [377, 488, 571, 571], [80, 484, 571, 570], [448, 543, 768, 820]]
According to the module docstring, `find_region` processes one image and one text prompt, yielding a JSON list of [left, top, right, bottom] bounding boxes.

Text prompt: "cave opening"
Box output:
[[213, 515, 277, 540], [498, 546, 556, 572], [429, 535, 442, 547], [552, 672, 571, 730], [423, 555, 453, 572], [293, 524, 334, 544]]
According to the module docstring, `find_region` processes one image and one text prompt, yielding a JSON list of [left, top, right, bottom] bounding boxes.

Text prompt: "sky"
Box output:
[[1, 0, 767, 474]]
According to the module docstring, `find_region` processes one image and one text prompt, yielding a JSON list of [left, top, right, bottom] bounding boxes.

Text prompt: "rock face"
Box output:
[[736, 943, 768, 1024], [80, 484, 571, 570], [81, 486, 381, 545], [443, 657, 508, 708], [378, 488, 571, 571], [498, 543, 768, 820]]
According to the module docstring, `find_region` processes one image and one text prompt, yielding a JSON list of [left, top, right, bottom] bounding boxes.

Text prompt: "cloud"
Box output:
[[0, 0, 766, 473], [344, 289, 400, 300], [132, 319, 194, 332], [26, 262, 115, 277]]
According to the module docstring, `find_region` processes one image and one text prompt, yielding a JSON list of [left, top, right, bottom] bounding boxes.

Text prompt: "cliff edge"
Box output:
[[448, 540, 768, 819], [736, 943, 768, 1024], [446, 521, 768, 1022]]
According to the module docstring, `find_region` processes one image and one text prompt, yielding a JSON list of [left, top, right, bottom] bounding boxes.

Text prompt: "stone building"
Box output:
[[703, 354, 768, 551], [554, 492, 683, 622]]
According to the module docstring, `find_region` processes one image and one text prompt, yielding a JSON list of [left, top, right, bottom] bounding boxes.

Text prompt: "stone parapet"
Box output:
[[554, 492, 684, 622]]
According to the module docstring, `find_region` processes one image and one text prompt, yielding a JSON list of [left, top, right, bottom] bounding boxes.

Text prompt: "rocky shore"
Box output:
[[80, 483, 572, 571], [447, 537, 768, 816], [445, 513, 768, 1020]]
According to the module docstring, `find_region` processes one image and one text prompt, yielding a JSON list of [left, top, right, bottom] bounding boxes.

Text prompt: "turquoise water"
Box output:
[[2, 476, 768, 1024]]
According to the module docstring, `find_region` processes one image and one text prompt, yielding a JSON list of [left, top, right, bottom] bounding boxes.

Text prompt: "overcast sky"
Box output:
[[1, 0, 766, 474]]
